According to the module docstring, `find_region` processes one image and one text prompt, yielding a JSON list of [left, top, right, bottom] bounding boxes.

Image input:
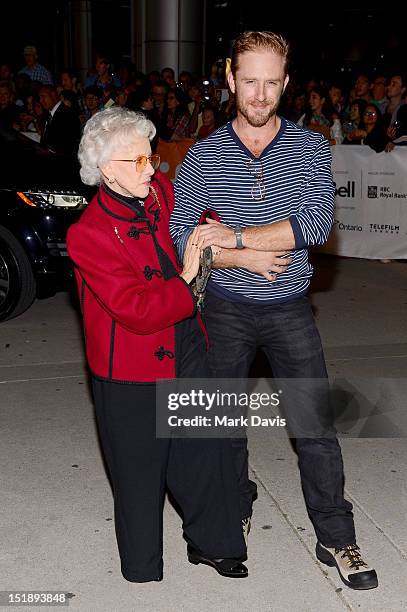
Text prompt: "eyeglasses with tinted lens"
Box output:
[[364, 111, 377, 116], [111, 154, 161, 172], [247, 159, 266, 200]]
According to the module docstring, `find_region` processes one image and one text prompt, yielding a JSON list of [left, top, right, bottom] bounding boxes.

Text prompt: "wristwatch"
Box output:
[[234, 225, 244, 249]]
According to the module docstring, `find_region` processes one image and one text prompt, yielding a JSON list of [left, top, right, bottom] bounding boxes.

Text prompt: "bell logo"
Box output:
[[335, 181, 355, 198]]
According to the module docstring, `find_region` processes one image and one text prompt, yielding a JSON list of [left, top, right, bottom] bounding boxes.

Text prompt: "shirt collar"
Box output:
[[50, 101, 62, 117], [98, 182, 148, 221]]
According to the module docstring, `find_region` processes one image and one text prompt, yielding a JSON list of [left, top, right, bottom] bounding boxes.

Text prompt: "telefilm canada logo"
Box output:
[[369, 223, 400, 234]]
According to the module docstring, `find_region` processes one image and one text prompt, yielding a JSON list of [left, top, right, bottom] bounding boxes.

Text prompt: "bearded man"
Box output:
[[170, 30, 377, 591]]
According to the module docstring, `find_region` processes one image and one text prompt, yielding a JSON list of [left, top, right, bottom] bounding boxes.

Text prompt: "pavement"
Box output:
[[1, 255, 407, 612]]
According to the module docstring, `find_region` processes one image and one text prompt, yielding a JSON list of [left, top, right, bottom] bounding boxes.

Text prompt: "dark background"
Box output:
[[1, 2, 405, 84]]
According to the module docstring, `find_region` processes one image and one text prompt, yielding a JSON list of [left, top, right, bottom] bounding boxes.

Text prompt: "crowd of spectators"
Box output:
[[282, 72, 407, 152], [0, 45, 406, 156]]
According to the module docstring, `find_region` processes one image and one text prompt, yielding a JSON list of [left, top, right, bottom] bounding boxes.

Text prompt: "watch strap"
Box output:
[[234, 225, 244, 249]]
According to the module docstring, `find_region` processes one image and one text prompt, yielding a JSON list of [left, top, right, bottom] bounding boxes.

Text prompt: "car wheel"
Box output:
[[0, 226, 36, 321]]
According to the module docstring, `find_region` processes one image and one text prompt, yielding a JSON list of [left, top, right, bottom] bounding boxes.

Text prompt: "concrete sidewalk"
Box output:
[[1, 256, 406, 612]]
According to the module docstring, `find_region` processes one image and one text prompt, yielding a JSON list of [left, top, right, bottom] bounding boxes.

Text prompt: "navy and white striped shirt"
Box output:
[[170, 118, 335, 303]]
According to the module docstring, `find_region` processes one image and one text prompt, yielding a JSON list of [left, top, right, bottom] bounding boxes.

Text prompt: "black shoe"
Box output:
[[316, 541, 378, 590], [187, 545, 248, 578]]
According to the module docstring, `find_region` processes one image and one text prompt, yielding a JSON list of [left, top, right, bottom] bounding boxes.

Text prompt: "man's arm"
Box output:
[[170, 147, 210, 259], [171, 144, 294, 276], [212, 246, 292, 282], [196, 137, 335, 252], [196, 218, 296, 252]]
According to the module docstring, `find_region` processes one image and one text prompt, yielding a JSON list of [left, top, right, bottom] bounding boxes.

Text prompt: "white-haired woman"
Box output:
[[67, 107, 247, 583]]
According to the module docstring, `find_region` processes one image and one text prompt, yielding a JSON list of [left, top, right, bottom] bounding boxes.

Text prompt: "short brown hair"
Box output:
[[231, 31, 290, 77]]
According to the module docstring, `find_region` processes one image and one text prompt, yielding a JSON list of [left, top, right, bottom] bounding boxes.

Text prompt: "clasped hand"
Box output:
[[194, 219, 292, 281]]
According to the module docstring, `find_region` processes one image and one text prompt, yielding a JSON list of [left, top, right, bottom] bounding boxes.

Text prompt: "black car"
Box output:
[[0, 124, 93, 321]]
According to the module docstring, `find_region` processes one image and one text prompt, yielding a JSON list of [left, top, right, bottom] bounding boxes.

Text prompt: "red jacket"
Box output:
[[67, 172, 202, 383]]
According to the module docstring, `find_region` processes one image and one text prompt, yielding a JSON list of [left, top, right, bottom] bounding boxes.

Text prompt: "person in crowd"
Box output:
[[161, 67, 177, 89], [151, 79, 169, 123], [128, 87, 158, 150], [305, 77, 319, 93], [83, 86, 103, 123], [60, 89, 81, 116], [84, 53, 121, 90], [117, 61, 137, 93], [390, 103, 407, 146], [13, 73, 32, 108], [284, 89, 306, 123], [359, 103, 388, 153], [0, 80, 19, 128], [370, 75, 388, 114], [328, 83, 344, 115], [162, 87, 191, 141], [101, 84, 117, 108], [341, 86, 357, 122], [128, 87, 154, 115], [133, 71, 148, 89], [18, 46, 53, 85], [187, 83, 203, 137], [217, 90, 237, 125], [353, 73, 372, 103], [178, 71, 193, 95], [384, 74, 406, 151], [209, 60, 225, 87], [39, 85, 81, 154], [197, 106, 217, 139], [171, 30, 378, 592], [115, 87, 128, 108], [148, 70, 161, 87], [0, 63, 13, 80], [342, 99, 368, 143], [383, 73, 405, 129], [298, 86, 343, 144], [59, 69, 80, 94], [17, 93, 44, 137], [59, 69, 86, 115], [66, 106, 248, 583]]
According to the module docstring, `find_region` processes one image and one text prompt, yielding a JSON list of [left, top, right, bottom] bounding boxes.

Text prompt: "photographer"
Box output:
[[189, 79, 218, 138], [161, 87, 191, 141]]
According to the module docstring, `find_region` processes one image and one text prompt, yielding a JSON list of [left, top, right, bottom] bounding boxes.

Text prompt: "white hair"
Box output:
[[78, 106, 156, 185]]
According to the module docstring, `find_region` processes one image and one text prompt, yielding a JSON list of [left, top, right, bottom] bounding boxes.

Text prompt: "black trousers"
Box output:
[[92, 318, 246, 582], [203, 293, 356, 548]]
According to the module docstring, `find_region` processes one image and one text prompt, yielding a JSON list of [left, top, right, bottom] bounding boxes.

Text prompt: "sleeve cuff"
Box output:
[[177, 274, 197, 318], [289, 215, 307, 249], [176, 227, 194, 259]]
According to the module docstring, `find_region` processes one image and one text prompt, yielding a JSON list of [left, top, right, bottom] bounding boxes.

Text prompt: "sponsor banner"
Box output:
[[318, 145, 407, 259]]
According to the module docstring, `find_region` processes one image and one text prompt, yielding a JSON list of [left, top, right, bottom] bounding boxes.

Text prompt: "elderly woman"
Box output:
[[66, 107, 247, 583]]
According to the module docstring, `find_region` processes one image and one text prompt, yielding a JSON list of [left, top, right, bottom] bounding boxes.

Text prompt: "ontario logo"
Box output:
[[334, 219, 363, 232]]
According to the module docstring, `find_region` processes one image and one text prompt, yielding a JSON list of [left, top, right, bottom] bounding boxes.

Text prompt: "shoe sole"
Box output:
[[316, 542, 378, 590], [188, 555, 248, 578]]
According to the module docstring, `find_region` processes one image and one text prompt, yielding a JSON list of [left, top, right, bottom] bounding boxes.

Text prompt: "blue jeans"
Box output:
[[203, 292, 356, 548]]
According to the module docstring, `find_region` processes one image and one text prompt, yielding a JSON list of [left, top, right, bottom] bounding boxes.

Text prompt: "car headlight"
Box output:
[[17, 191, 88, 209]]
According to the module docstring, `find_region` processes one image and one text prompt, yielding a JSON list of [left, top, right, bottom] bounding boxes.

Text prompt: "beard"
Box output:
[[236, 95, 279, 127]]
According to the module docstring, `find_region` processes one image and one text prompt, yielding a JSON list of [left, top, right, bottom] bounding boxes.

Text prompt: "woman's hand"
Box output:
[[180, 228, 204, 284]]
